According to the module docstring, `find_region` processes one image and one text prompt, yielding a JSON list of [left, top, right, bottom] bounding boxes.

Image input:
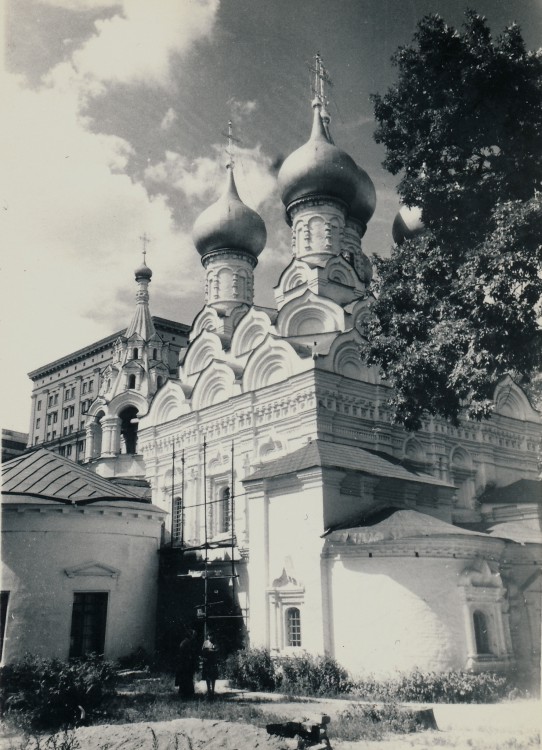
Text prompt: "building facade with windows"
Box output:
[[1, 430, 28, 463], [3, 65, 541, 684], [138, 89, 542, 684], [27, 263, 189, 471]]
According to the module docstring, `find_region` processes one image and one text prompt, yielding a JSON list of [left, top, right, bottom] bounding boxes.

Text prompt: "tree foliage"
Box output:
[[366, 12, 542, 429]]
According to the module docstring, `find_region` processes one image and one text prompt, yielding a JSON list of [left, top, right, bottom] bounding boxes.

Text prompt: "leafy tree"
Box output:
[[365, 12, 542, 429]]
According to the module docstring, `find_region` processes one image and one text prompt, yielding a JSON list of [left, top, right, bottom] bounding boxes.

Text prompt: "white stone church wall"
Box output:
[[1, 501, 164, 664], [247, 472, 327, 655], [327, 553, 469, 676]]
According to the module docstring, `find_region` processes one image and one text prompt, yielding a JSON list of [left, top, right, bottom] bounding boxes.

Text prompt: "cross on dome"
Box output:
[[139, 232, 151, 262], [221, 120, 242, 169], [135, 232, 152, 282], [309, 52, 333, 109]]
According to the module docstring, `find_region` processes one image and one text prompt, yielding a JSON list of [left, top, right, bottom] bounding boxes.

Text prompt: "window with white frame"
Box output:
[[286, 607, 302, 647]]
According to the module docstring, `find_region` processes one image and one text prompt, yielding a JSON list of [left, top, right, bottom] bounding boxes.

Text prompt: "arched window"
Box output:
[[286, 607, 301, 647], [128, 374, 136, 389], [119, 406, 138, 455], [133, 348, 138, 360], [473, 610, 491, 655], [153, 348, 158, 360]]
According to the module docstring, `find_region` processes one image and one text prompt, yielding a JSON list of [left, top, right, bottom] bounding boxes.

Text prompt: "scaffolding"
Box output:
[[172, 439, 244, 638]]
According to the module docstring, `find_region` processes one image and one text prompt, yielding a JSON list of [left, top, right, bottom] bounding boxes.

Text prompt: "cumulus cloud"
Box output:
[[227, 97, 258, 119], [68, 0, 219, 87], [37, 0, 120, 8], [145, 144, 277, 210], [1, 70, 199, 362], [2, 1, 220, 430]]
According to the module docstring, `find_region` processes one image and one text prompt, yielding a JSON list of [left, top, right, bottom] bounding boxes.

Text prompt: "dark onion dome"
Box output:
[[349, 165, 377, 227], [134, 258, 152, 280], [278, 104, 362, 210], [193, 167, 267, 259], [392, 205, 424, 244]]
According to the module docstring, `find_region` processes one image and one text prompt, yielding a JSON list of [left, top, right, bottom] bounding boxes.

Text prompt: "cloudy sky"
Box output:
[[3, 0, 542, 432]]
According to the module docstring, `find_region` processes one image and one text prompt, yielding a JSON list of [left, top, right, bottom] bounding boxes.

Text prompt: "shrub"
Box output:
[[0, 654, 117, 730], [354, 670, 512, 704], [224, 649, 515, 704], [223, 648, 277, 691], [278, 653, 353, 696]]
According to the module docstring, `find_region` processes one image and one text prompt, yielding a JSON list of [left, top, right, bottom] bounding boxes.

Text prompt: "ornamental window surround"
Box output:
[[267, 567, 305, 653], [458, 558, 512, 672]]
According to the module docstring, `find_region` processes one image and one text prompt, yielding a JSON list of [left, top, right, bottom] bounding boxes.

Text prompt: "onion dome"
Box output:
[[192, 167, 267, 259], [349, 165, 377, 226], [392, 205, 424, 244], [278, 105, 361, 209], [134, 258, 152, 280]]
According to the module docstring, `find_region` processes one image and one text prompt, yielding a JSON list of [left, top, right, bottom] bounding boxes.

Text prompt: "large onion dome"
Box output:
[[134, 258, 152, 280], [392, 205, 424, 244], [192, 167, 267, 259], [350, 166, 377, 227], [278, 105, 362, 209]]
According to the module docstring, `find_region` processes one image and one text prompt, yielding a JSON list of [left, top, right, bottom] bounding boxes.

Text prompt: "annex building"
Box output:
[[2, 66, 541, 687]]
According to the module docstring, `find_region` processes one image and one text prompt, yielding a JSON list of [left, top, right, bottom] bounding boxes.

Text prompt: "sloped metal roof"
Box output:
[[480, 479, 541, 506], [1, 448, 152, 505], [245, 439, 454, 488], [327, 509, 489, 545]]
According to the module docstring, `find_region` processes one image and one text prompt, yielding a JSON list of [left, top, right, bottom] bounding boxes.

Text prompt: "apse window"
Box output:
[[69, 592, 108, 658], [286, 607, 302, 647], [473, 610, 492, 655]]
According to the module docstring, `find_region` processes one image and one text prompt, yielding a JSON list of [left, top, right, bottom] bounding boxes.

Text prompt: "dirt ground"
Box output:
[[1, 682, 540, 750]]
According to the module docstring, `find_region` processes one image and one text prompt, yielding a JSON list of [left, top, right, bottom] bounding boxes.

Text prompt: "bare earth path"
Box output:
[[1, 681, 539, 750]]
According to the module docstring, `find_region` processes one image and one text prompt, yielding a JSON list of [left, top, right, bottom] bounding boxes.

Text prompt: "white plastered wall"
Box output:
[[1, 501, 164, 664]]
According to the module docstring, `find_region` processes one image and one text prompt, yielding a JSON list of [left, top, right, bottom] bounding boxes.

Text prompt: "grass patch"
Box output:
[[331, 702, 422, 741]]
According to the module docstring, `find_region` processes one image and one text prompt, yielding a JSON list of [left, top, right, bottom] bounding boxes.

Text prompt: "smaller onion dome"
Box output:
[[192, 167, 267, 259], [349, 165, 377, 227], [135, 258, 152, 280], [392, 205, 424, 244], [278, 105, 361, 209]]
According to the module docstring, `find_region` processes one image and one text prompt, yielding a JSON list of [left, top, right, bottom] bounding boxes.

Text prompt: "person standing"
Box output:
[[201, 634, 219, 698], [175, 629, 197, 699]]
